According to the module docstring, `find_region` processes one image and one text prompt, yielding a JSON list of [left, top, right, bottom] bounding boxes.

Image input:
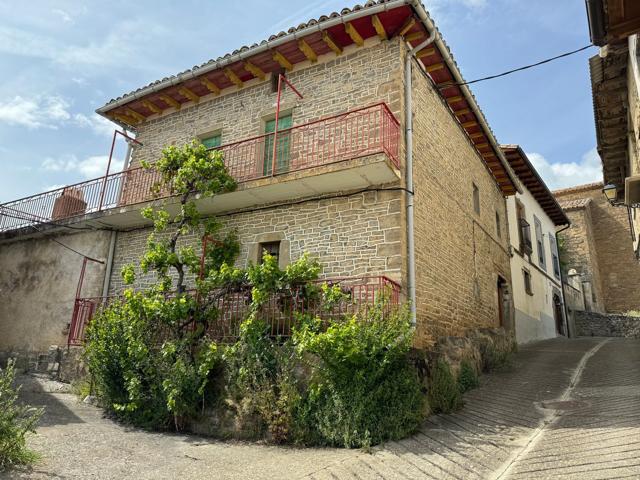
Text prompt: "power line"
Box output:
[[438, 44, 594, 88], [0, 209, 104, 263]]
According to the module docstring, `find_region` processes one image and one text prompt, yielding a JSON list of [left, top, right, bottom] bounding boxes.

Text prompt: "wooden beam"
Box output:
[[446, 95, 464, 104], [178, 87, 200, 103], [404, 31, 425, 42], [425, 63, 445, 73], [159, 94, 181, 110], [112, 113, 138, 125], [345, 22, 364, 47], [244, 61, 266, 80], [272, 50, 293, 71], [372, 14, 387, 40], [398, 17, 416, 37], [475, 143, 490, 149], [322, 31, 342, 55], [416, 48, 436, 58], [454, 108, 471, 116], [224, 68, 243, 88], [470, 132, 484, 140], [462, 120, 478, 128], [298, 39, 318, 63], [142, 100, 162, 115], [200, 77, 221, 95], [125, 107, 146, 123]]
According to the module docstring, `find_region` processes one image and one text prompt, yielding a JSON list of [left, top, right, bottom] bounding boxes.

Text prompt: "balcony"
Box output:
[[67, 275, 402, 346], [0, 103, 400, 234]]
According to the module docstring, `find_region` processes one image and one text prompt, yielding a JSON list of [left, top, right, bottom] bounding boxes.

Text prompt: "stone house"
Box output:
[[501, 146, 569, 344], [586, 0, 640, 257], [0, 0, 520, 366], [554, 182, 640, 314]]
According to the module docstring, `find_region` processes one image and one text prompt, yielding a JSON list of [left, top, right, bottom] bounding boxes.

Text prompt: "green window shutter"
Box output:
[[263, 114, 292, 175], [202, 134, 222, 149]]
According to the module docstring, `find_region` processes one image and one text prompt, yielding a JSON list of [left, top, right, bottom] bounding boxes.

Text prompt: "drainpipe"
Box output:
[[404, 29, 437, 326], [555, 224, 571, 337], [101, 230, 117, 298]]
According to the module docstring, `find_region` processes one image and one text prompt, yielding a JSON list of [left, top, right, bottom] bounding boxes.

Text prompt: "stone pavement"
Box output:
[[5, 337, 640, 480]]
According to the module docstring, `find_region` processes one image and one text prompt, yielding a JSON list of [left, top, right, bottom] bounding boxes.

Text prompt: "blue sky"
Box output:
[[0, 0, 599, 203]]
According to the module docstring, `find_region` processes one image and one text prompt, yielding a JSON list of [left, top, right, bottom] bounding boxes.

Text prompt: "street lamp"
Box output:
[[603, 183, 618, 204]]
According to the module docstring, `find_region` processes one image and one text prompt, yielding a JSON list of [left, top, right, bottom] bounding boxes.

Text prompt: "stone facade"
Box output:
[[408, 54, 513, 346], [555, 182, 640, 313], [575, 311, 640, 338], [1, 30, 516, 356], [109, 190, 403, 295]]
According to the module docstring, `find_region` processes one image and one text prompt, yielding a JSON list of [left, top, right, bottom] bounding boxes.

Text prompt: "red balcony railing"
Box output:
[[0, 103, 399, 233], [67, 275, 401, 346]]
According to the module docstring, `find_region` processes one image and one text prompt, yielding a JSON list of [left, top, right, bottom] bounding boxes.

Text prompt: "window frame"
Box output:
[[549, 234, 561, 280], [472, 183, 480, 215], [523, 268, 533, 296], [534, 215, 546, 271], [199, 131, 222, 150]]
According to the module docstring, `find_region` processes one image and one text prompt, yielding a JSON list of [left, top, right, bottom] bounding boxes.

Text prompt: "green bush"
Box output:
[[457, 359, 479, 393], [294, 305, 426, 448], [0, 362, 42, 471], [428, 359, 462, 414]]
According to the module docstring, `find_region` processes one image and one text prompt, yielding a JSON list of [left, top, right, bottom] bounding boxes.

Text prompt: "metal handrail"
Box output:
[[1, 103, 400, 233]]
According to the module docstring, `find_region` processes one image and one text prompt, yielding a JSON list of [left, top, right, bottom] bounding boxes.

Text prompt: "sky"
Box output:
[[0, 0, 600, 203]]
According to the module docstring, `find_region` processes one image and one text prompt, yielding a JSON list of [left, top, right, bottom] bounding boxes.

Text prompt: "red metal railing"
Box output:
[[67, 275, 401, 346], [0, 103, 399, 233]]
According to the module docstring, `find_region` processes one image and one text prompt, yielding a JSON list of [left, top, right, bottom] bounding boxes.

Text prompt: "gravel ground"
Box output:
[[3, 337, 639, 480]]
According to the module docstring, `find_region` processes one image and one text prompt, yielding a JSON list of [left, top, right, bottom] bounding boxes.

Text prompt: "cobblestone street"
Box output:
[[6, 337, 640, 480]]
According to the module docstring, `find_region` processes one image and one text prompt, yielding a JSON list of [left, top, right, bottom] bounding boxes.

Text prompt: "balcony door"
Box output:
[[263, 114, 292, 176]]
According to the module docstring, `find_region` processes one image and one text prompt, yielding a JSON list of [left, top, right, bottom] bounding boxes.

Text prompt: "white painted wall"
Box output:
[[507, 184, 564, 344]]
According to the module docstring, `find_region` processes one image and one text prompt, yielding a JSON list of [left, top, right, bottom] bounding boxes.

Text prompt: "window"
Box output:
[[263, 114, 292, 175], [472, 183, 480, 214], [201, 133, 222, 149], [259, 241, 280, 264], [534, 216, 546, 270], [549, 234, 561, 279], [516, 199, 532, 255], [523, 268, 533, 295], [495, 211, 502, 237]]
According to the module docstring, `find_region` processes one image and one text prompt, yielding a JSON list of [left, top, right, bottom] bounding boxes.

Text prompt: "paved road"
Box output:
[[5, 337, 640, 479]]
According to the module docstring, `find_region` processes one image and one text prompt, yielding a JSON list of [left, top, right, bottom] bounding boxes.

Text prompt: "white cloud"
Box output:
[[41, 154, 123, 179], [429, 0, 487, 11], [73, 113, 115, 137], [526, 147, 603, 190], [0, 95, 70, 129], [51, 8, 73, 24]]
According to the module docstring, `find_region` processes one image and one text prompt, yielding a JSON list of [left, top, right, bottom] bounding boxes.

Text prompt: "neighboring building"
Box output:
[[586, 0, 640, 257], [501, 146, 570, 344], [0, 0, 520, 360], [554, 181, 640, 314]]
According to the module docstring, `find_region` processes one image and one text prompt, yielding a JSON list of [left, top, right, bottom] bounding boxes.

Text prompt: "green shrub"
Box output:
[[457, 359, 479, 393], [294, 305, 425, 448], [428, 359, 462, 414], [481, 343, 514, 372], [0, 362, 42, 471]]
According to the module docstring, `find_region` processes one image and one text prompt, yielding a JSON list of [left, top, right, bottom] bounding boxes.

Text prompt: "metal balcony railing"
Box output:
[[0, 103, 400, 233], [67, 275, 401, 346]]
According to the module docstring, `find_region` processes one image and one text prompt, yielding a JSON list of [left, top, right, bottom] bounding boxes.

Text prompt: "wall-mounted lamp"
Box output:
[[603, 183, 618, 204]]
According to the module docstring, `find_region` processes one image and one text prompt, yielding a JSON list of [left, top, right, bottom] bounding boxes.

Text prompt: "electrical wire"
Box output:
[[438, 44, 594, 88], [0, 210, 104, 262]]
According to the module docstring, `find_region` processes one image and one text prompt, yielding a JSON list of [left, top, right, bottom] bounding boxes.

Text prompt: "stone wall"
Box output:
[[129, 38, 403, 171], [556, 183, 640, 313], [560, 204, 605, 312], [109, 190, 403, 295], [575, 310, 640, 338], [407, 52, 513, 347], [0, 230, 111, 353]]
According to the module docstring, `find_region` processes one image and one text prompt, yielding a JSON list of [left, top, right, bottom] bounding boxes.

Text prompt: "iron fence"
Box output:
[[1, 103, 399, 232], [67, 275, 401, 346]]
